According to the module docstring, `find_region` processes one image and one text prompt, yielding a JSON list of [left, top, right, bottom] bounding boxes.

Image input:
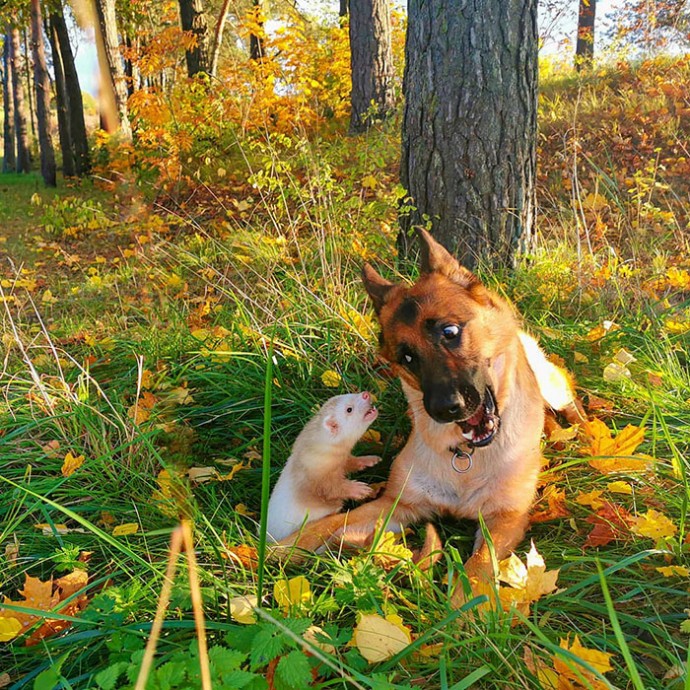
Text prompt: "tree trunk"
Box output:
[[179, 0, 211, 77], [23, 28, 37, 138], [249, 0, 265, 61], [48, 15, 75, 177], [399, 0, 538, 270], [340, 0, 349, 18], [2, 32, 17, 173], [210, 0, 232, 78], [575, 0, 596, 70], [30, 0, 57, 186], [348, 0, 394, 133], [94, 0, 131, 138], [9, 27, 31, 173], [52, 9, 90, 175]]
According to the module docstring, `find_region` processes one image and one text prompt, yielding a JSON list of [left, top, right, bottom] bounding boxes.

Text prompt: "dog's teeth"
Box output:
[[462, 431, 474, 441], [486, 419, 494, 429]]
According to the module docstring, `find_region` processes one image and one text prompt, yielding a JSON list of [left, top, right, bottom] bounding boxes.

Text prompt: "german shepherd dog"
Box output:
[[280, 229, 578, 601]]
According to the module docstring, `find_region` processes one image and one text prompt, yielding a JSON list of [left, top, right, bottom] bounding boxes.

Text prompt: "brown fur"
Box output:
[[277, 230, 569, 605]]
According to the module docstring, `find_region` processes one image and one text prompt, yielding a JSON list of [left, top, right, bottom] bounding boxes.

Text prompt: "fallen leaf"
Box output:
[[225, 544, 258, 570], [575, 490, 605, 510], [303, 625, 336, 654], [229, 595, 257, 624], [371, 532, 414, 570], [353, 613, 411, 663], [631, 509, 677, 541], [0, 617, 22, 642], [606, 480, 633, 494], [584, 502, 634, 548], [273, 576, 312, 611], [548, 425, 580, 443], [656, 566, 689, 577], [586, 420, 652, 474], [61, 451, 85, 477], [531, 487, 569, 524], [498, 541, 560, 605], [112, 523, 139, 537], [554, 635, 614, 690], [187, 466, 217, 483]]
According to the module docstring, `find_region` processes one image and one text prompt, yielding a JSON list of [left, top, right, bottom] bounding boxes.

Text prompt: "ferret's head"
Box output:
[[321, 391, 378, 445]]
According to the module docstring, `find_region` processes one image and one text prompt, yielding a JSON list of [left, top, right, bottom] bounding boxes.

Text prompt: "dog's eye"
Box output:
[[346, 407, 353, 413], [442, 324, 461, 340]]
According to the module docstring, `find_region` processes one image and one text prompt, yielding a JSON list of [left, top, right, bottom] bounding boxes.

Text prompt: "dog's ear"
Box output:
[[416, 228, 479, 289], [362, 263, 395, 314]]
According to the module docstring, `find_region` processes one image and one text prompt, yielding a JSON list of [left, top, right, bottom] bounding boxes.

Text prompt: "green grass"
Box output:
[[1, 64, 689, 689]]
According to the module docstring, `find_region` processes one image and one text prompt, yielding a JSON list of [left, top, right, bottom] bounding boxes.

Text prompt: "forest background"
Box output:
[[0, 0, 689, 688]]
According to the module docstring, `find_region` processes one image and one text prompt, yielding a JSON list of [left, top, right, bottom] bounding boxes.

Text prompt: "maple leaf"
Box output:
[[353, 613, 411, 663], [370, 531, 414, 570], [498, 542, 560, 611], [584, 501, 634, 548], [61, 451, 85, 477], [575, 489, 605, 510], [586, 419, 653, 474], [554, 635, 614, 690], [531, 486, 569, 524], [631, 509, 677, 541]]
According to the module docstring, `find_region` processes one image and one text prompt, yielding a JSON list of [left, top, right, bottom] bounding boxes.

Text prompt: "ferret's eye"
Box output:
[[346, 407, 353, 413]]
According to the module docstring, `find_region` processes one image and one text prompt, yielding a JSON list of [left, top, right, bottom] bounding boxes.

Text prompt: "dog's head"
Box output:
[[363, 229, 517, 447]]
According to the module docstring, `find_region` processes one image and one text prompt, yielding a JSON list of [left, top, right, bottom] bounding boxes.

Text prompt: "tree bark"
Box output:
[[210, 0, 232, 78], [575, 0, 596, 70], [94, 0, 131, 138], [9, 27, 31, 174], [2, 32, 16, 173], [23, 28, 37, 138], [340, 0, 349, 18], [399, 0, 538, 270], [30, 0, 57, 186], [48, 15, 75, 177], [179, 0, 211, 77], [52, 9, 90, 175], [348, 0, 394, 133]]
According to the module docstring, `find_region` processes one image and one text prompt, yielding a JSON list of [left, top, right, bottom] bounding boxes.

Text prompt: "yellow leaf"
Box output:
[[112, 523, 139, 537], [656, 566, 689, 577], [273, 576, 311, 610], [234, 503, 256, 517], [498, 541, 559, 604], [371, 532, 414, 570], [218, 460, 251, 482], [549, 425, 580, 443], [303, 625, 336, 654], [34, 523, 71, 536], [0, 617, 22, 642], [603, 362, 631, 382], [575, 490, 605, 510], [353, 613, 411, 663], [61, 452, 85, 477], [589, 421, 645, 457], [41, 289, 57, 304], [607, 481, 633, 494], [361, 428, 381, 443], [321, 369, 341, 388], [361, 174, 378, 189], [631, 510, 677, 541], [554, 635, 614, 689], [229, 595, 257, 624]]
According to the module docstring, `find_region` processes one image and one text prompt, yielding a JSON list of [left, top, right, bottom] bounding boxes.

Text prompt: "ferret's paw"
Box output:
[[354, 455, 382, 470], [347, 481, 374, 501]]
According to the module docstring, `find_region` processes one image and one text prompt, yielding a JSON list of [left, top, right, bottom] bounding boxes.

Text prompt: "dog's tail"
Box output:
[[518, 332, 587, 426]]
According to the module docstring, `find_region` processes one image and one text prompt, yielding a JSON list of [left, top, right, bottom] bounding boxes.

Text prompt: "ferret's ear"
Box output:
[[323, 415, 339, 436]]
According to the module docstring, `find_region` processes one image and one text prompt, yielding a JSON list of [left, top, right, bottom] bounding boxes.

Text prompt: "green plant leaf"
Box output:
[[275, 650, 312, 690], [95, 662, 129, 690]]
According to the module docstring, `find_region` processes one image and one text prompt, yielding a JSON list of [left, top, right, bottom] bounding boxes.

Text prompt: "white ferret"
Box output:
[[266, 391, 381, 542]]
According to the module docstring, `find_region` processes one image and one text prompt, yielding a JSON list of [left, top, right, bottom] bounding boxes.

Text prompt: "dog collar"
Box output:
[[449, 445, 474, 473]]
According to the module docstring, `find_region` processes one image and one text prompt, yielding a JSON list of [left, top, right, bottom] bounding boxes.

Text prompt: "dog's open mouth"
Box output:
[[457, 388, 499, 447]]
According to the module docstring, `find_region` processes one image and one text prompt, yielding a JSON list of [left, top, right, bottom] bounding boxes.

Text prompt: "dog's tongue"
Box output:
[[466, 405, 485, 427]]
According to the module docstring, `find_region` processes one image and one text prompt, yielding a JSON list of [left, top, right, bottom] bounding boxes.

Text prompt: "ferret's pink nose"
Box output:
[[361, 391, 370, 400]]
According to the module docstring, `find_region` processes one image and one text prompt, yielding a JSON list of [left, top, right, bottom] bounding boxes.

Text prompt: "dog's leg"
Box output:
[[275, 493, 422, 555], [451, 509, 530, 607]]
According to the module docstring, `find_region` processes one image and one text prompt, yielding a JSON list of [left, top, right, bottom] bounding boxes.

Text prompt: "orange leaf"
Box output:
[[61, 451, 85, 477], [554, 635, 614, 689]]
